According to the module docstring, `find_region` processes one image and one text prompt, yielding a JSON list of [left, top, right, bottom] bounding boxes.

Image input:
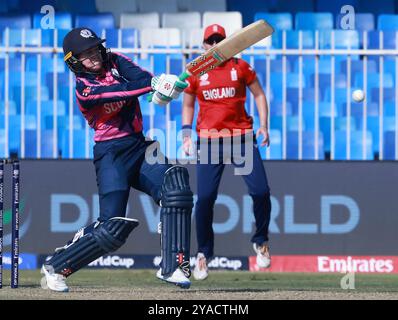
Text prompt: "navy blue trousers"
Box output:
[[93, 133, 170, 221], [195, 134, 271, 259]]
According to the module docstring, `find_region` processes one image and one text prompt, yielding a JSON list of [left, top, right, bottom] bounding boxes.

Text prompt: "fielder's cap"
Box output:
[[203, 24, 226, 41], [63, 27, 105, 59]]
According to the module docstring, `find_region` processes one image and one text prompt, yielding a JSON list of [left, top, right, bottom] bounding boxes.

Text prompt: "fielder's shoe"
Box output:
[[253, 243, 271, 268], [156, 268, 191, 289], [41, 264, 69, 292], [193, 252, 208, 281]]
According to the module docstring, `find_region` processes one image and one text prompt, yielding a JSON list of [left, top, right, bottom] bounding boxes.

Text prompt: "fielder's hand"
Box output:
[[256, 126, 270, 147], [150, 74, 188, 105], [183, 136, 193, 156]]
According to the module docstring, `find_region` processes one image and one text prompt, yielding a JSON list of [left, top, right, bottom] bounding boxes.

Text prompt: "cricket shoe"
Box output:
[[41, 264, 69, 292], [253, 243, 271, 268], [156, 268, 191, 289], [193, 253, 208, 281]]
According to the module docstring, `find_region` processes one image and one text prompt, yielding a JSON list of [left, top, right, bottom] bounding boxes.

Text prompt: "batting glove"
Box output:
[[151, 91, 172, 106], [151, 74, 188, 100]]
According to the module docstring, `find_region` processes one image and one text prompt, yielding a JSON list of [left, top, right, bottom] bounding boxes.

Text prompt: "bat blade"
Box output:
[[148, 20, 273, 103], [182, 20, 274, 80]]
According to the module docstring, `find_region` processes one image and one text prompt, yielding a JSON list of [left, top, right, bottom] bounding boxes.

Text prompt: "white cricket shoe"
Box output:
[[253, 243, 271, 268], [193, 253, 208, 281], [156, 268, 191, 289], [41, 265, 69, 292]]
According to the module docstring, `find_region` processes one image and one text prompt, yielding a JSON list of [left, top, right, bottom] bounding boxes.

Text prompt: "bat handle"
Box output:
[[147, 71, 191, 102], [178, 71, 190, 81]]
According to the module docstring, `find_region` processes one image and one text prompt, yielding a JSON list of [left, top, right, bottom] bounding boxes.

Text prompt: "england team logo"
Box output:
[[231, 68, 238, 81]]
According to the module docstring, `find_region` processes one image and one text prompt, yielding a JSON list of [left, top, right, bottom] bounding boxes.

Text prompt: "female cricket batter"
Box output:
[[182, 24, 272, 280], [41, 28, 193, 291]]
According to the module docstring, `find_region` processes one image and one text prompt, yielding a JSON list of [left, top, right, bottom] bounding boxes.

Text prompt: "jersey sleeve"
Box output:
[[238, 59, 257, 85], [184, 76, 197, 95], [76, 79, 152, 108], [113, 52, 154, 84]]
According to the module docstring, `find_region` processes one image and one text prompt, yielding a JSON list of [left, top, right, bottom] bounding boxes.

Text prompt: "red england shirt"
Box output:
[[185, 58, 256, 138]]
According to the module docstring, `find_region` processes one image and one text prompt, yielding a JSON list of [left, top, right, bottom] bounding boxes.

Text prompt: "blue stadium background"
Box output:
[[1, 0, 398, 160]]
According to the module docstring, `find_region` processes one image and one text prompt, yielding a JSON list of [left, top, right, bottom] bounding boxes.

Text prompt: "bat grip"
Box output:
[[178, 71, 190, 81]]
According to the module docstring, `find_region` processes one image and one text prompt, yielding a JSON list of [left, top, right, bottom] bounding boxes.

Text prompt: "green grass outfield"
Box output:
[[0, 269, 397, 300]]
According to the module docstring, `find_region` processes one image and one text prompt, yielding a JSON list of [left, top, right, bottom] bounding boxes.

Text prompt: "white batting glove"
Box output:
[[151, 73, 188, 100], [151, 91, 172, 105]]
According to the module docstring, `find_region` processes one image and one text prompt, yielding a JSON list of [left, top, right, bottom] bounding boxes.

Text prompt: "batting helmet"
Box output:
[[63, 27, 109, 74]]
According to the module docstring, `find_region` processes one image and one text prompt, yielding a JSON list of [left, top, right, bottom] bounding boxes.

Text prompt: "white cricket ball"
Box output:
[[352, 89, 365, 102]]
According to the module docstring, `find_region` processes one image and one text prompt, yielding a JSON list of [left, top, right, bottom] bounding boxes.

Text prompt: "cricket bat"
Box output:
[[179, 19, 274, 81], [148, 20, 274, 101]]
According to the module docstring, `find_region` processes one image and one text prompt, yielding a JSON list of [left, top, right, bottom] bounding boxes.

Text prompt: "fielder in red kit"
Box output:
[[182, 24, 272, 280]]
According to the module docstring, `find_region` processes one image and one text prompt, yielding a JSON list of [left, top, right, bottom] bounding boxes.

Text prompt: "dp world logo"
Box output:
[[2, 199, 32, 246]]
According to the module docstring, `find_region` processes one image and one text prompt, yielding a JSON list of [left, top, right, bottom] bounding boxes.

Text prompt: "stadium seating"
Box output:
[[271, 30, 315, 49], [4, 29, 40, 47], [120, 13, 160, 29], [383, 131, 396, 160], [162, 12, 201, 45], [334, 130, 373, 160], [18, 0, 54, 13], [0, 14, 31, 31], [378, 14, 398, 31], [26, 100, 66, 117], [275, 0, 315, 14], [295, 13, 334, 30], [103, 29, 139, 48], [336, 13, 375, 31], [95, 0, 138, 27], [286, 131, 325, 160], [0, 129, 5, 157], [320, 30, 360, 49], [27, 56, 65, 74], [75, 13, 115, 35], [0, 101, 17, 115], [61, 129, 93, 159], [202, 11, 243, 35], [186, 28, 204, 48], [316, 0, 358, 14], [257, 129, 282, 160], [180, 0, 227, 14], [0, 2, 8, 13], [24, 129, 60, 158], [303, 102, 338, 130], [270, 101, 293, 117], [33, 12, 72, 29], [142, 30, 181, 51], [55, 0, 97, 14], [138, 0, 178, 13], [359, 0, 396, 15], [254, 13, 293, 30]]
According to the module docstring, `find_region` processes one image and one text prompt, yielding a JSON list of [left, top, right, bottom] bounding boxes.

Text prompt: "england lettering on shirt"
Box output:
[[202, 87, 236, 100]]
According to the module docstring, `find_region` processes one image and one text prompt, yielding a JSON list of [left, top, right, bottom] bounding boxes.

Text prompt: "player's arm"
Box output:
[[113, 52, 154, 83], [75, 78, 152, 108], [182, 93, 196, 128], [182, 92, 196, 155], [114, 53, 187, 105], [248, 77, 270, 147]]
